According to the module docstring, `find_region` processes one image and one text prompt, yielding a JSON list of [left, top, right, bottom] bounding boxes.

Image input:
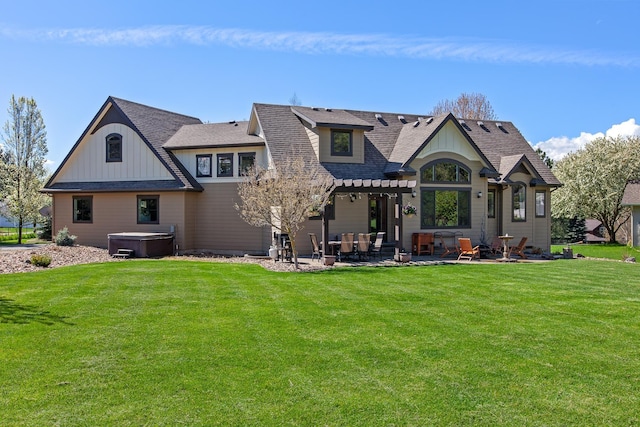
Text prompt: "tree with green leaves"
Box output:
[[429, 92, 497, 120], [235, 155, 334, 269], [552, 135, 640, 243], [0, 95, 49, 243]]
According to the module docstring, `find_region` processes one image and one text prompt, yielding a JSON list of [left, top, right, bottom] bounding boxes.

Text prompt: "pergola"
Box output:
[[321, 178, 418, 260]]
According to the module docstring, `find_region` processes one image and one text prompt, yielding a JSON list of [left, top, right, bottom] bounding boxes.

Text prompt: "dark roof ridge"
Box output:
[[109, 96, 201, 122]]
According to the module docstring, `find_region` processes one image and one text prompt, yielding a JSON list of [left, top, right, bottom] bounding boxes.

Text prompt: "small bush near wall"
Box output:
[[30, 254, 52, 267], [55, 227, 77, 246]]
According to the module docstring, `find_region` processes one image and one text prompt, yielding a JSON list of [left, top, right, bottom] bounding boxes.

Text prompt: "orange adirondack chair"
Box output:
[[508, 237, 528, 259], [439, 235, 460, 258], [457, 238, 480, 261]]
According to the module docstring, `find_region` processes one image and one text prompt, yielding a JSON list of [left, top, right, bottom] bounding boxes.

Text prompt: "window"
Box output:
[[137, 195, 159, 224], [217, 153, 233, 177], [106, 133, 122, 162], [512, 184, 526, 221], [487, 189, 496, 218], [196, 154, 212, 177], [421, 189, 471, 228], [331, 130, 352, 156], [421, 160, 470, 183], [535, 190, 546, 217], [73, 196, 92, 223], [238, 152, 256, 175]]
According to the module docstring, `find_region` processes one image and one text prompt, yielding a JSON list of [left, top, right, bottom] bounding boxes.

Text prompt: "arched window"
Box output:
[[420, 159, 472, 228], [421, 159, 470, 183], [512, 183, 526, 221], [106, 133, 122, 162]]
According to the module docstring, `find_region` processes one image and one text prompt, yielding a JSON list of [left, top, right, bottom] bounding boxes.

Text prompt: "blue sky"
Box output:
[[1, 0, 639, 169]]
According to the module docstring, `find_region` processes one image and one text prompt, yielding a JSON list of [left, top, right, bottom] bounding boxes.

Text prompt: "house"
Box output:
[[43, 96, 561, 257], [622, 179, 640, 246], [584, 219, 607, 244]]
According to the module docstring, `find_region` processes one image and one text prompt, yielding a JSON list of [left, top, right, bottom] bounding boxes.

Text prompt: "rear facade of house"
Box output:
[[43, 97, 561, 256]]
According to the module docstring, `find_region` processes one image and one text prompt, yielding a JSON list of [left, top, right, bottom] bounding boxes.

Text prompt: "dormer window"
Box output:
[[331, 130, 353, 156], [106, 133, 122, 163]]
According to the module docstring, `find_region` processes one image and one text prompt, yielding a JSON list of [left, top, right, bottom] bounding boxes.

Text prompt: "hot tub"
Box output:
[[108, 232, 175, 258]]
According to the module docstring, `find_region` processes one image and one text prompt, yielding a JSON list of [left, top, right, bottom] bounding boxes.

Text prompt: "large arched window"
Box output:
[[420, 159, 472, 228], [106, 133, 122, 163], [512, 183, 526, 221], [421, 159, 470, 183]]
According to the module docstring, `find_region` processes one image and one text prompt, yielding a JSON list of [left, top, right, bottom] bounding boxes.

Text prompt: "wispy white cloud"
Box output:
[[533, 118, 640, 160], [1, 24, 638, 67]]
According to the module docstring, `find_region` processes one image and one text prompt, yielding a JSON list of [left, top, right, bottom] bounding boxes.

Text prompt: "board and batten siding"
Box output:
[[54, 123, 173, 182], [51, 192, 187, 249]]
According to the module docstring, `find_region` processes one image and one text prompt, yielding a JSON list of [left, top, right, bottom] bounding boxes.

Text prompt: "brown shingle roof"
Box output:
[[164, 121, 265, 149], [622, 180, 640, 205]]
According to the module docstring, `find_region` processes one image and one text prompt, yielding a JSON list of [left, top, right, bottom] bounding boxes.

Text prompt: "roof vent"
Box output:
[[398, 115, 406, 123], [375, 113, 382, 120], [312, 107, 319, 111], [496, 122, 508, 133], [459, 120, 472, 131], [425, 117, 434, 124], [228, 120, 236, 124], [477, 121, 484, 126], [325, 108, 332, 112], [413, 120, 420, 128]]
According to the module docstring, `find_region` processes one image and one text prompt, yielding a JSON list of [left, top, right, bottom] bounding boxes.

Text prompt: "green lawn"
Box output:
[[1, 259, 639, 426], [551, 243, 640, 261]]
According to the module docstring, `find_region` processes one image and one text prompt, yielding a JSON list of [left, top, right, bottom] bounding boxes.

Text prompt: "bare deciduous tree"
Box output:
[[235, 156, 334, 268], [429, 92, 497, 120]]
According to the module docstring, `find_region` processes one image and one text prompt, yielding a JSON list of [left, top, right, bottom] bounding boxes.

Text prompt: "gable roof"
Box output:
[[44, 97, 204, 192], [622, 180, 640, 205], [164, 121, 265, 149]]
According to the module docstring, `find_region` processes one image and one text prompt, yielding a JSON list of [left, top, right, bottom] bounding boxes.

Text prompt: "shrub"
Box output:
[[55, 227, 77, 246], [30, 253, 52, 267]]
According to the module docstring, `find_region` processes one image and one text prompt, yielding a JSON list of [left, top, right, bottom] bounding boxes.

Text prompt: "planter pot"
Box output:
[[398, 253, 412, 263], [322, 255, 336, 266], [404, 213, 415, 218]]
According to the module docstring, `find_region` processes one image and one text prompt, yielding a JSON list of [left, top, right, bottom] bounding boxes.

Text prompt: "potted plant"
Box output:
[[402, 203, 417, 218]]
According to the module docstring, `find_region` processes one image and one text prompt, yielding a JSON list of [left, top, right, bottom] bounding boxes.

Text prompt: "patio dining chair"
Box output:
[[338, 233, 355, 261], [457, 238, 480, 261], [309, 233, 322, 262], [357, 233, 371, 260], [508, 237, 528, 259], [370, 232, 385, 259]]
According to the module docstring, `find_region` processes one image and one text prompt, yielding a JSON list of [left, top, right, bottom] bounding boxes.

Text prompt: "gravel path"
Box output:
[[0, 244, 328, 274]]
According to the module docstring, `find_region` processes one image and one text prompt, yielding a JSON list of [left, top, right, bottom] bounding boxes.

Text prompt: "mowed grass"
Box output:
[[1, 259, 639, 426], [552, 243, 640, 261]]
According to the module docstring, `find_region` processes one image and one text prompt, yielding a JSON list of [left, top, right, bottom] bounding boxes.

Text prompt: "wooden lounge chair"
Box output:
[[338, 232, 355, 261], [490, 236, 503, 256], [457, 238, 480, 261], [309, 233, 322, 262], [439, 234, 460, 258], [509, 237, 528, 259], [357, 233, 371, 260]]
